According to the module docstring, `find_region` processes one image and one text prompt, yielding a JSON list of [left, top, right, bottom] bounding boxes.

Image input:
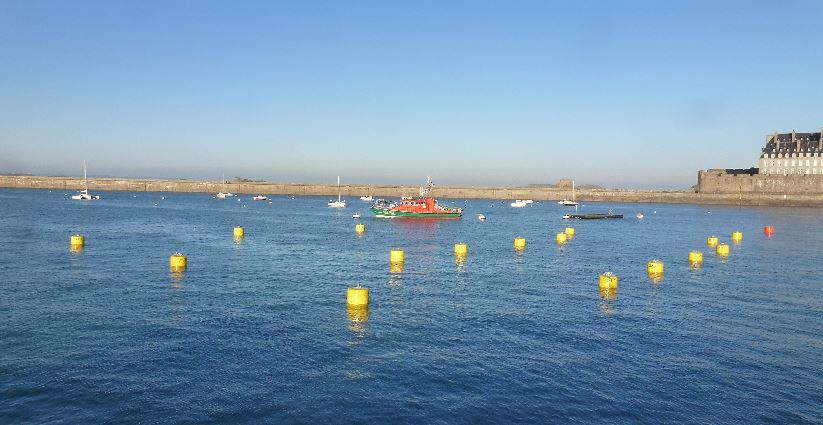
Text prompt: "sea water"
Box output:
[[0, 189, 821, 423]]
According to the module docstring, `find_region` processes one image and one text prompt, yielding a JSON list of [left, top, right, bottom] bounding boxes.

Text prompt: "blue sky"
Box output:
[[1, 0, 821, 188]]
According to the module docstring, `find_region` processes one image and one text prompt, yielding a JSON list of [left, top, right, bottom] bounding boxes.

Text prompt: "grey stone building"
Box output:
[[759, 129, 823, 175]]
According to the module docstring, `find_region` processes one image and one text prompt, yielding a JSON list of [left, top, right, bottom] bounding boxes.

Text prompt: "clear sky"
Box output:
[[1, 0, 821, 188]]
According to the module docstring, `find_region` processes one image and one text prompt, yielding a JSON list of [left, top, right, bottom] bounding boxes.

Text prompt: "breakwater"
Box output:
[[3, 174, 823, 206]]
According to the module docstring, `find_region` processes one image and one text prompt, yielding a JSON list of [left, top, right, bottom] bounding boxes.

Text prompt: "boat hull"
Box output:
[[371, 207, 461, 218]]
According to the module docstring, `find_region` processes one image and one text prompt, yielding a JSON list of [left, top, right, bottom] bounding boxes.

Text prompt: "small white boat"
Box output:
[[558, 180, 579, 206], [478, 214, 486, 221], [72, 189, 99, 201], [71, 161, 100, 200], [360, 187, 373, 202], [523, 199, 534, 204], [253, 195, 270, 201], [510, 200, 527, 208], [216, 192, 235, 199], [328, 176, 346, 208], [352, 212, 361, 219], [562, 214, 571, 219], [636, 213, 644, 219]]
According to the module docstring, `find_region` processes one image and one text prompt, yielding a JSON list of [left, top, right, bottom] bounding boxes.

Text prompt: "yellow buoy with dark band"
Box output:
[[688, 251, 703, 265], [347, 286, 369, 306], [731, 231, 743, 243], [454, 242, 468, 256], [556, 232, 567, 244], [716, 243, 730, 256], [564, 227, 575, 236], [70, 234, 85, 247], [514, 236, 526, 250], [707, 236, 719, 247], [390, 248, 405, 265], [355, 223, 365, 234], [233, 226, 244, 238], [169, 252, 187, 271], [390, 262, 404, 273], [598, 272, 618, 290], [647, 259, 664, 274]]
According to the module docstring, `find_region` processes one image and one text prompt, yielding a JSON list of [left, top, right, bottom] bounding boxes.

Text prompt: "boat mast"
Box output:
[[83, 160, 88, 191], [572, 180, 575, 202], [337, 176, 341, 202]]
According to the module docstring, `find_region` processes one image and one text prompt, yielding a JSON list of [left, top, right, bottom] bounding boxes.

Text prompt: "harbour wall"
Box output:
[[697, 169, 823, 194], [3, 174, 823, 207]]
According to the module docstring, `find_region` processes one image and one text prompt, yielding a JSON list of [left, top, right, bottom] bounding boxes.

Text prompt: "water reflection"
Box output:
[[514, 249, 525, 273], [598, 288, 617, 315], [388, 270, 403, 287], [69, 245, 84, 255], [169, 270, 185, 287], [347, 305, 369, 336], [647, 272, 664, 284], [233, 235, 244, 245], [455, 254, 467, 273]]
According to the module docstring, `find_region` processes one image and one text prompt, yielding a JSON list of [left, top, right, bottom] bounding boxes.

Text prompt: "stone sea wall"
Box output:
[[3, 174, 823, 207]]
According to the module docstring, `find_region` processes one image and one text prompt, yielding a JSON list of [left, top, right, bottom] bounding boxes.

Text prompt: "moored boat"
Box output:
[[71, 161, 100, 200], [253, 195, 270, 201], [370, 177, 462, 218]]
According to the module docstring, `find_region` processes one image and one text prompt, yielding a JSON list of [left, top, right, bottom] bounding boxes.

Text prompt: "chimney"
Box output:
[[792, 129, 797, 148], [774, 131, 780, 151], [819, 127, 822, 151]]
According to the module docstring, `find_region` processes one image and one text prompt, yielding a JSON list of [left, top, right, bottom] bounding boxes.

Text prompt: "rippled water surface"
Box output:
[[1, 189, 821, 424]]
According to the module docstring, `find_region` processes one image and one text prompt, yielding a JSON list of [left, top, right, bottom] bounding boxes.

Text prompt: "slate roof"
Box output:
[[761, 131, 822, 156]]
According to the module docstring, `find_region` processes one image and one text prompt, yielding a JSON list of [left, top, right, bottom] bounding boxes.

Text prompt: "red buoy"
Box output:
[[764, 226, 775, 236]]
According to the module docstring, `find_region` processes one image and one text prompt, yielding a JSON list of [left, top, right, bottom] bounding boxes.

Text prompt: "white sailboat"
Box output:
[[328, 176, 346, 208], [360, 186, 373, 201], [216, 174, 235, 198], [558, 180, 579, 206], [510, 200, 527, 208], [71, 160, 100, 200]]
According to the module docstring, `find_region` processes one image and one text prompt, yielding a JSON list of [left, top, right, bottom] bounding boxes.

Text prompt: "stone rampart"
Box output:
[[3, 174, 823, 207], [697, 169, 823, 194]]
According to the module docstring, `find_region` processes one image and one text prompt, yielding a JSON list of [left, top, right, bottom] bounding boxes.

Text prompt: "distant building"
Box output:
[[759, 129, 823, 175]]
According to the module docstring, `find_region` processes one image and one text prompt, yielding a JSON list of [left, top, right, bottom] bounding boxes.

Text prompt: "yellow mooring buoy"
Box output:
[[564, 227, 575, 237], [233, 226, 244, 238], [716, 243, 730, 256], [514, 236, 526, 250], [390, 248, 405, 265], [556, 232, 567, 244], [347, 285, 369, 307], [731, 231, 743, 243], [454, 242, 468, 256], [647, 259, 664, 274], [355, 223, 365, 234], [598, 272, 618, 290], [688, 251, 703, 265], [169, 252, 187, 271], [707, 236, 719, 247], [70, 234, 85, 247]]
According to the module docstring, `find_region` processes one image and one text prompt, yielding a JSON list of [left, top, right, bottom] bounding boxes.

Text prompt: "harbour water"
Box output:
[[1, 189, 821, 423]]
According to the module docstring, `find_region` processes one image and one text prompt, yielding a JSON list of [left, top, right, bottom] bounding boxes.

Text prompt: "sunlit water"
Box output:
[[0, 189, 821, 424]]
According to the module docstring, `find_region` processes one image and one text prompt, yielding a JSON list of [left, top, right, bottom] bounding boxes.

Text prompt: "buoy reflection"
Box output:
[[455, 254, 467, 273], [347, 305, 369, 334], [647, 272, 664, 284], [599, 288, 617, 316], [169, 270, 185, 287]]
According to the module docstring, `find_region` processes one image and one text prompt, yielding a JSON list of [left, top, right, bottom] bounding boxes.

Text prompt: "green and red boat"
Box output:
[[371, 177, 462, 218]]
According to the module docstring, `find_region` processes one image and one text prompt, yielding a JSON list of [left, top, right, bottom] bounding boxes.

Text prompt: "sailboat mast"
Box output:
[[572, 180, 575, 202], [337, 176, 341, 202], [83, 160, 88, 191]]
